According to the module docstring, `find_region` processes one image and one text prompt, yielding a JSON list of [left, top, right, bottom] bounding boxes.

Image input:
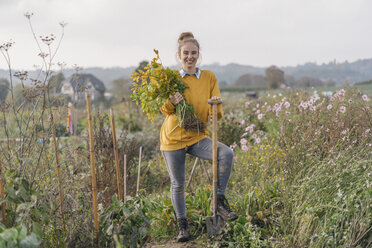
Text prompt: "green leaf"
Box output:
[[139, 226, 147, 237], [6, 186, 17, 202], [106, 224, 113, 236], [0, 228, 18, 242], [17, 226, 27, 241], [16, 203, 32, 213], [17, 186, 30, 201], [21, 179, 30, 192], [32, 222, 42, 238], [19, 233, 41, 248]]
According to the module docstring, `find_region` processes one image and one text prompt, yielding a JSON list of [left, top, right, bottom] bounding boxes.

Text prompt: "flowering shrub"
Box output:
[[224, 87, 372, 247]]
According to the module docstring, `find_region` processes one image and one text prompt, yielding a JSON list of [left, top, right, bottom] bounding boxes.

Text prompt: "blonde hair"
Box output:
[[177, 32, 200, 57]]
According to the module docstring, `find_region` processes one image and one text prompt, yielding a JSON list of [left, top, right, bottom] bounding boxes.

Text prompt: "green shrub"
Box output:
[[0, 225, 41, 248], [100, 195, 150, 248]]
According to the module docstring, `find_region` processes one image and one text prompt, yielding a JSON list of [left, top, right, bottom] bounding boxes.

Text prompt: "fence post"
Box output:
[[50, 114, 66, 229], [86, 92, 99, 243], [136, 146, 142, 196], [110, 108, 122, 200]]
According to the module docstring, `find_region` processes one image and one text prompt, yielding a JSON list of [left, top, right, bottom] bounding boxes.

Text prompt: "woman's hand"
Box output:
[[210, 96, 221, 101], [169, 92, 183, 105]]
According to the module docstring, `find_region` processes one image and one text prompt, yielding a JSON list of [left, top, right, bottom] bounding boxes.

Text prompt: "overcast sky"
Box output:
[[1, 0, 371, 70]]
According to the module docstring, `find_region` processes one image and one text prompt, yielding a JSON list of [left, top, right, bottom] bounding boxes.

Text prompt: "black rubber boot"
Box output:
[[176, 218, 190, 242], [211, 194, 238, 221]]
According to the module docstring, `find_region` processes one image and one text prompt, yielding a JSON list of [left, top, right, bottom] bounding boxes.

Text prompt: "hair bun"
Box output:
[[178, 32, 194, 43]]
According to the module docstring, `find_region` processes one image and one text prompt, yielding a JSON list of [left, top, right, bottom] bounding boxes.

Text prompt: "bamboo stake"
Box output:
[[136, 146, 142, 196], [123, 154, 127, 203], [86, 92, 99, 241], [50, 114, 66, 229], [187, 157, 199, 189], [110, 108, 122, 200], [0, 156, 6, 225]]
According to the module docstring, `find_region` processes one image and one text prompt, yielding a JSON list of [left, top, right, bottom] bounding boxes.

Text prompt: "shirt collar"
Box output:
[[179, 68, 201, 79]]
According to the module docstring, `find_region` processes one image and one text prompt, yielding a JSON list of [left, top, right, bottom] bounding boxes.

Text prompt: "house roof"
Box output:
[[67, 73, 106, 93]]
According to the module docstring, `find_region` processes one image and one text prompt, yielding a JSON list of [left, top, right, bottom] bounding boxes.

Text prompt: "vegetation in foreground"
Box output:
[[0, 13, 371, 248]]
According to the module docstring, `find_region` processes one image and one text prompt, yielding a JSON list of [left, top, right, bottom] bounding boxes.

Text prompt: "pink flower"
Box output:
[[252, 133, 257, 139], [258, 113, 263, 120], [240, 120, 245, 125], [338, 89, 345, 96], [289, 119, 292, 122], [241, 132, 248, 137], [300, 101, 308, 109], [240, 138, 247, 145], [230, 142, 237, 149], [241, 144, 250, 152], [284, 101, 290, 108], [330, 97, 335, 102], [339, 106, 346, 113], [327, 104, 333, 110], [266, 106, 272, 112], [259, 130, 264, 136], [255, 109, 261, 114], [348, 99, 352, 103], [255, 137, 261, 144], [245, 101, 251, 108], [362, 95, 368, 101]]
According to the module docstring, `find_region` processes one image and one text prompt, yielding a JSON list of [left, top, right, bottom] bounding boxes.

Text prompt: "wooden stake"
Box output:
[[110, 108, 122, 200], [0, 156, 6, 226], [123, 154, 127, 203], [50, 114, 66, 229], [86, 92, 99, 241], [136, 146, 142, 196], [187, 158, 199, 189]]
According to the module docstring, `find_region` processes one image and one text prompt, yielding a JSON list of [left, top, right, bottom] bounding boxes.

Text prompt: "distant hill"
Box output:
[[1, 58, 372, 88]]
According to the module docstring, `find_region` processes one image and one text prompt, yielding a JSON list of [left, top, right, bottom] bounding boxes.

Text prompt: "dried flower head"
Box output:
[[59, 21, 68, 28], [38, 52, 49, 58], [57, 62, 67, 69], [14, 71, 28, 81], [30, 78, 42, 85], [73, 64, 83, 72], [0, 102, 10, 113], [0, 40, 15, 52], [22, 87, 42, 101], [24, 12, 33, 19], [40, 34, 56, 45]]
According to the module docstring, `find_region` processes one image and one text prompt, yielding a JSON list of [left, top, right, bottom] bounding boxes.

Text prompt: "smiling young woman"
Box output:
[[159, 32, 238, 242]]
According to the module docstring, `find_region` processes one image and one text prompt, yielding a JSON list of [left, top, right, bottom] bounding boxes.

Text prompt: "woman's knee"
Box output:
[[171, 178, 185, 193], [218, 144, 234, 164]]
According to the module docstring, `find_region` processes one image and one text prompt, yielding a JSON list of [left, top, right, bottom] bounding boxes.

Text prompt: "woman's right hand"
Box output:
[[169, 92, 183, 105]]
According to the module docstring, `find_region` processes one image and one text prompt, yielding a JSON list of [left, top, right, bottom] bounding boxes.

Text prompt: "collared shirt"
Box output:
[[179, 68, 201, 79]]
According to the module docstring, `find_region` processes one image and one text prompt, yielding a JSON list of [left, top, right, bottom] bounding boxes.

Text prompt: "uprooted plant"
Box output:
[[130, 49, 206, 132]]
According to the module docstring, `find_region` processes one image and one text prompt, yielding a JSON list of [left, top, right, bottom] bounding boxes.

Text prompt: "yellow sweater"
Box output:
[[160, 70, 223, 151]]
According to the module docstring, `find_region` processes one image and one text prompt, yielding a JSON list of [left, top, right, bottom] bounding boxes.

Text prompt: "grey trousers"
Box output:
[[161, 137, 234, 219]]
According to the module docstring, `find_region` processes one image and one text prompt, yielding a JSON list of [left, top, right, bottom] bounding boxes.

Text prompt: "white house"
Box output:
[[60, 73, 106, 101]]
